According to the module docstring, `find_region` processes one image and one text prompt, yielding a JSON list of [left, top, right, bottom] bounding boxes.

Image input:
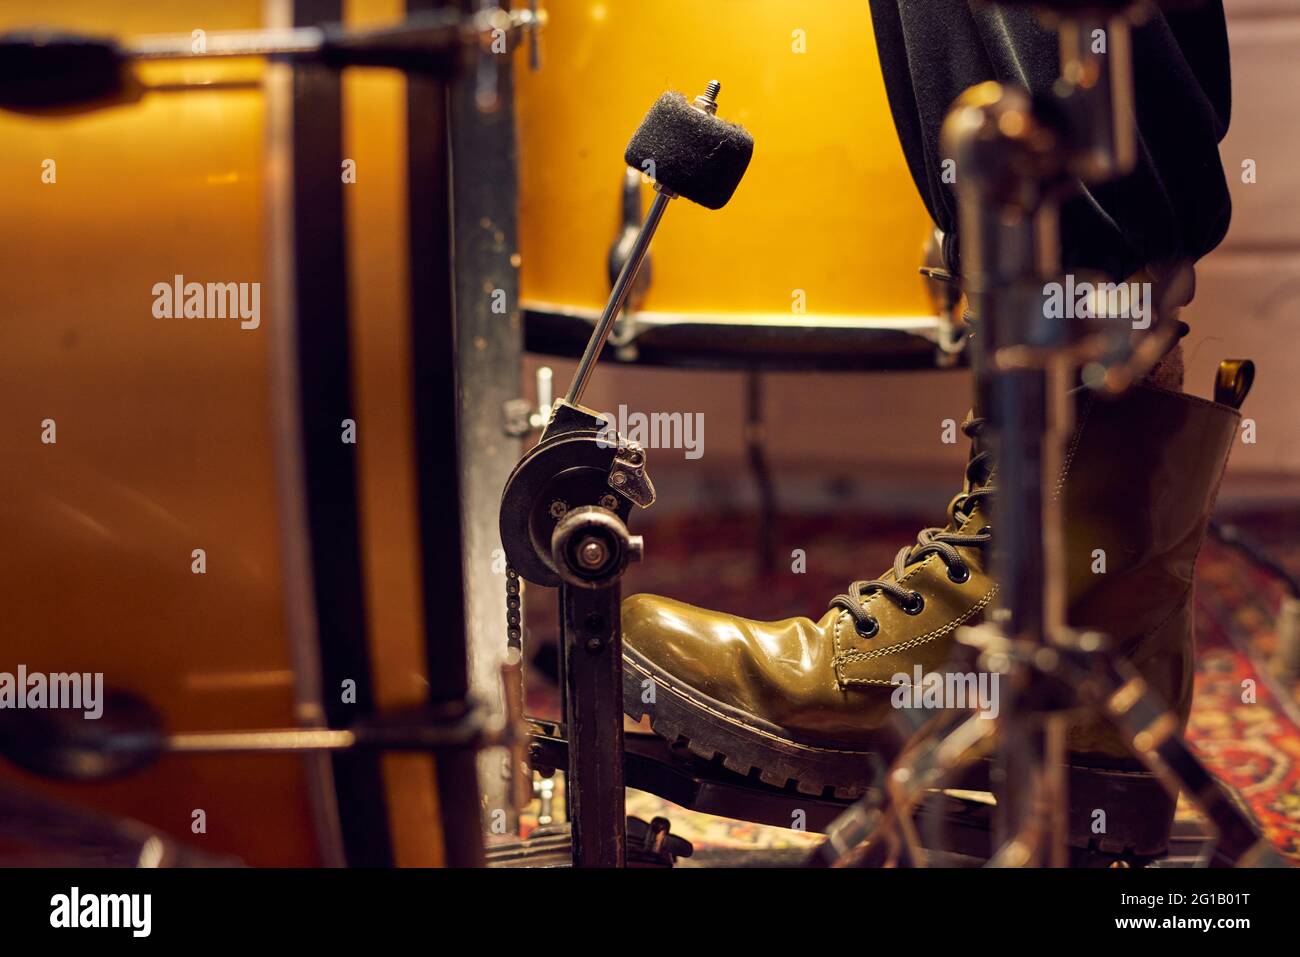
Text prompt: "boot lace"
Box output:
[[829, 417, 994, 639]]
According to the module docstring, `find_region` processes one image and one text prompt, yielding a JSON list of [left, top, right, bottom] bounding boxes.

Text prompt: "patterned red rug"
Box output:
[[525, 507, 1300, 860], [1192, 513, 1300, 860]]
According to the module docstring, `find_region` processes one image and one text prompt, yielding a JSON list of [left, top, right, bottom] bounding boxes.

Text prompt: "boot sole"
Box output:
[[622, 647, 1177, 856]]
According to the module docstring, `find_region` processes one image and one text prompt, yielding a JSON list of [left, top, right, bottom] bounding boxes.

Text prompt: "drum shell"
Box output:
[[515, 0, 937, 324], [0, 0, 444, 866]]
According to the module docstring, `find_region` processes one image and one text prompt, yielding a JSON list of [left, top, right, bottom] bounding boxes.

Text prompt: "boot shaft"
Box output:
[[1059, 383, 1240, 755], [1062, 384, 1239, 643]]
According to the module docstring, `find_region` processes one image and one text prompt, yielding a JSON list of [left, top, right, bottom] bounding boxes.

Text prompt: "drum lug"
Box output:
[[607, 167, 653, 346]]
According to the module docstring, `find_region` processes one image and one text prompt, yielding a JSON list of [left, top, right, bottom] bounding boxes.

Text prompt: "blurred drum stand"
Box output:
[[810, 0, 1285, 869], [0, 1, 545, 868]]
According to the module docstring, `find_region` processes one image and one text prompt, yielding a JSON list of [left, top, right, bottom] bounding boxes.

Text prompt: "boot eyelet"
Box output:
[[855, 617, 879, 639], [947, 564, 971, 584], [902, 592, 925, 615]]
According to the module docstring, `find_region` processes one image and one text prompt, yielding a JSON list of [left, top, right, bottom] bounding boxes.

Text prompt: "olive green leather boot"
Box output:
[[622, 376, 1244, 813]]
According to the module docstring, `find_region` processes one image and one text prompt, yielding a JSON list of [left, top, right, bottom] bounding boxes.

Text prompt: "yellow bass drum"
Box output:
[[516, 0, 954, 369], [0, 0, 448, 866]]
